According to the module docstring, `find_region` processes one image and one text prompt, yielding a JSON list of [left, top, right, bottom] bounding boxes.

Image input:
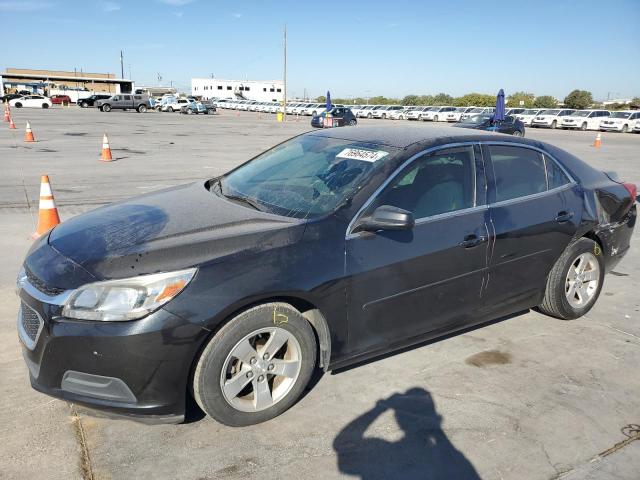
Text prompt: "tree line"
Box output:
[[316, 91, 640, 111]]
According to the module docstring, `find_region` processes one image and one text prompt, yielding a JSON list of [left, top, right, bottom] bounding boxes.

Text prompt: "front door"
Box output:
[[345, 144, 489, 356]]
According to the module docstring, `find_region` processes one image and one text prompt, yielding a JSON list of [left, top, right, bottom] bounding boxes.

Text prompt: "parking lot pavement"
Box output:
[[1, 109, 639, 480]]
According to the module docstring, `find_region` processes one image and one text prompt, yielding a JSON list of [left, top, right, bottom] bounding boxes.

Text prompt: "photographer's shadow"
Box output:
[[333, 388, 480, 479]]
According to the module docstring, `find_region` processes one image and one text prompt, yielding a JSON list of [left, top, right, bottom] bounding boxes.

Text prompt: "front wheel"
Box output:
[[42, 103, 49, 109], [621, 125, 628, 133], [580, 122, 587, 131], [15, 102, 22, 108], [512, 130, 523, 137], [167, 106, 174, 112], [102, 104, 111, 112], [137, 104, 147, 113], [433, 115, 439, 122], [349, 119, 357, 126], [81, 101, 88, 108], [551, 120, 557, 129], [192, 303, 317, 426], [538, 238, 604, 320]]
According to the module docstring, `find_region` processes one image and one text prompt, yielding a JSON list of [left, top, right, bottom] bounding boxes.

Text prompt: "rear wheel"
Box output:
[[167, 106, 174, 112], [137, 104, 147, 113], [434, 115, 439, 122], [512, 130, 523, 137], [42, 103, 49, 109], [192, 303, 317, 426], [538, 238, 604, 320], [621, 124, 628, 133], [349, 119, 357, 126], [580, 122, 587, 131]]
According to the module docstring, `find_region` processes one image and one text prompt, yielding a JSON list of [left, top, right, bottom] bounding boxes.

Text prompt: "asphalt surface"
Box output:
[[1, 107, 639, 480]]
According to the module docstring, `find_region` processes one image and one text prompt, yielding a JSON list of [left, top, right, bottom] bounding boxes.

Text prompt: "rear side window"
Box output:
[[369, 146, 476, 219], [489, 145, 546, 202], [545, 155, 571, 189]]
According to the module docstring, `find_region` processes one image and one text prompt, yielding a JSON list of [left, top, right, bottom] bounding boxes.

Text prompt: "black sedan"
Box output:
[[311, 107, 358, 128], [17, 126, 636, 426], [78, 94, 112, 108], [455, 113, 526, 136]]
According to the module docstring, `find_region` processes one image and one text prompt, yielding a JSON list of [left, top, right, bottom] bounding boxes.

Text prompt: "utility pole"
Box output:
[[120, 50, 124, 78], [283, 24, 287, 122]]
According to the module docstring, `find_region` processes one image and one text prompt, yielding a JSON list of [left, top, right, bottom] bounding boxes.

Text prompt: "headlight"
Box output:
[[62, 268, 197, 321]]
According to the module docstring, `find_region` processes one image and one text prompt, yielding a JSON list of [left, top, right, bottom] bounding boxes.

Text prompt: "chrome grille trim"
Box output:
[[18, 302, 44, 350]]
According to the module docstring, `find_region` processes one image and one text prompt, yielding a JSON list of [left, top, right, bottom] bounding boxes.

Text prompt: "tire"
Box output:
[[580, 122, 587, 131], [367, 113, 372, 119], [187, 109, 193, 115], [102, 104, 111, 112], [349, 119, 357, 126], [512, 130, 523, 137], [42, 103, 49, 109], [418, 115, 423, 121], [193, 303, 317, 426], [81, 101, 88, 108], [434, 115, 439, 122], [382, 113, 386, 119], [538, 238, 605, 320], [621, 124, 628, 133], [15, 102, 22, 108], [168, 106, 174, 112], [551, 120, 557, 129], [137, 104, 147, 113]]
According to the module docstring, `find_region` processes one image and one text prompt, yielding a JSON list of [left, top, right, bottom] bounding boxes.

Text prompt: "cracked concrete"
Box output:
[[1, 109, 639, 479]]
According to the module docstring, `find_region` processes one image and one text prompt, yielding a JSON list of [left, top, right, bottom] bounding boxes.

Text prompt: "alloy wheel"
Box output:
[[219, 327, 302, 413], [565, 252, 600, 308]]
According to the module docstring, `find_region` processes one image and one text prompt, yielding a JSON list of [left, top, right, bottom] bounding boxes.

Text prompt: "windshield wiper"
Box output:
[[210, 178, 265, 212]]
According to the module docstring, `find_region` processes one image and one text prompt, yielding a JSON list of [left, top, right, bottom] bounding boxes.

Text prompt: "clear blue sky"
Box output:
[[2, 0, 639, 100]]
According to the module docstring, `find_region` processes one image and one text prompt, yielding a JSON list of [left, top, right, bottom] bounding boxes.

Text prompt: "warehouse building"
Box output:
[[1, 68, 134, 102], [191, 78, 284, 102]]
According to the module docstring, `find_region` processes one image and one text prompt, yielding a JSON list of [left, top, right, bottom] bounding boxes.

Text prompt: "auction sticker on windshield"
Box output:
[[336, 148, 389, 162]]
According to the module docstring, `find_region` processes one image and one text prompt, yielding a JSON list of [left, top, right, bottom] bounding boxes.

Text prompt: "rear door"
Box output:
[[345, 144, 490, 355], [482, 143, 582, 317]]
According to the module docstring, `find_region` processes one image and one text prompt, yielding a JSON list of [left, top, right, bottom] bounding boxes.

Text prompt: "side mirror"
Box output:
[[356, 205, 415, 233]]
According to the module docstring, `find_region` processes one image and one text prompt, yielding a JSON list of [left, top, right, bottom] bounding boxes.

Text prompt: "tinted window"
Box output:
[[369, 146, 475, 219], [490, 145, 546, 202], [545, 155, 570, 189]]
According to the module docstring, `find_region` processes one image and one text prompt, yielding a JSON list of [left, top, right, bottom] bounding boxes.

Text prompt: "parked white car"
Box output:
[[506, 108, 526, 116], [460, 107, 495, 121], [422, 106, 456, 122], [357, 105, 378, 118], [405, 106, 431, 121], [599, 111, 640, 133], [515, 109, 545, 126], [9, 95, 53, 109], [530, 109, 576, 129], [372, 105, 403, 119], [561, 110, 611, 131], [633, 120, 640, 133], [300, 103, 324, 116], [388, 107, 412, 120], [444, 107, 469, 122], [161, 98, 192, 112]]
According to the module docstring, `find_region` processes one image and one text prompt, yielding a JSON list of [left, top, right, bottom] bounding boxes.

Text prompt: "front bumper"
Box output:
[[17, 281, 209, 422], [599, 124, 623, 132]]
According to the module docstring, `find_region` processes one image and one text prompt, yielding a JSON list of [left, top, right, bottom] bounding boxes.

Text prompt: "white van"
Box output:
[[561, 110, 611, 131]]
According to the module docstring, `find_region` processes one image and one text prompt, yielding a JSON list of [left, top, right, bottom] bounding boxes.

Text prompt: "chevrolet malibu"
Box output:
[[17, 126, 637, 426]]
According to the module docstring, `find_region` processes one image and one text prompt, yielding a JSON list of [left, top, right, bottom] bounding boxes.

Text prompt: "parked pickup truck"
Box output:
[[96, 94, 151, 113]]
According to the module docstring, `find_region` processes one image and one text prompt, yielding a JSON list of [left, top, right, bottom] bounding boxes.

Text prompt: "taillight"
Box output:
[[623, 182, 638, 202]]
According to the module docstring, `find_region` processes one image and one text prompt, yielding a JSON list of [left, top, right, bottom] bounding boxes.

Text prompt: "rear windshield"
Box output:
[[217, 135, 400, 219]]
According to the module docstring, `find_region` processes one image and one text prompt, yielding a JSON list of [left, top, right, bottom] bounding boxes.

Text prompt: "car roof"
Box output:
[[308, 124, 530, 148]]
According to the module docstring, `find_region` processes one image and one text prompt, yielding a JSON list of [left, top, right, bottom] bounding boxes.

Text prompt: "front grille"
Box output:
[[20, 302, 42, 342], [24, 266, 65, 296]]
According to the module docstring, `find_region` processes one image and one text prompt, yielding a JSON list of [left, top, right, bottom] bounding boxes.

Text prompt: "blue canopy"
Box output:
[[494, 89, 505, 121], [326, 91, 332, 111]]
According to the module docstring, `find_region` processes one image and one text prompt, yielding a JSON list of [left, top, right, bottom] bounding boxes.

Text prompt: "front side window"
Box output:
[[545, 155, 570, 189], [490, 145, 547, 202], [367, 146, 476, 219], [219, 135, 400, 219]]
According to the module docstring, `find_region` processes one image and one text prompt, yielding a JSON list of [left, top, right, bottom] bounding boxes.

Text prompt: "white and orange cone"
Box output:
[[31, 175, 61, 239], [4, 103, 10, 122], [592, 133, 602, 148], [100, 133, 113, 161], [24, 121, 35, 142], [8, 116, 16, 129]]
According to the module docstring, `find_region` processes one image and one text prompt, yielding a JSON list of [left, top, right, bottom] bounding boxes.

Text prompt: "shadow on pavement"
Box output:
[[333, 387, 480, 479]]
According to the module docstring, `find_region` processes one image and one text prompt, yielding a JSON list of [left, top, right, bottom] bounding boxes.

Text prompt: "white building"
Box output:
[[191, 78, 284, 102]]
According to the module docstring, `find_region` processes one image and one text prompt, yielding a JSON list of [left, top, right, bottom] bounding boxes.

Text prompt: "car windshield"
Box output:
[[541, 109, 560, 115], [469, 108, 484, 113], [217, 135, 399, 219], [461, 114, 492, 124], [572, 111, 590, 117], [610, 112, 631, 119], [521, 109, 538, 115]]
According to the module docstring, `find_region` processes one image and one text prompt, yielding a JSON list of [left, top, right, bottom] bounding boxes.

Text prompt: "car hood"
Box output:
[[46, 181, 304, 281]]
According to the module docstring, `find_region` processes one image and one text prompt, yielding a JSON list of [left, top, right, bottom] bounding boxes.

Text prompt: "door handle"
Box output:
[[458, 234, 487, 248], [555, 211, 574, 223]]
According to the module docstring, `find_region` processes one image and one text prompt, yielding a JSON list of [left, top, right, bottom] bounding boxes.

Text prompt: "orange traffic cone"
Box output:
[[592, 133, 602, 148], [24, 121, 35, 142], [4, 104, 10, 122], [31, 175, 61, 239], [100, 133, 113, 161], [8, 116, 16, 129]]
